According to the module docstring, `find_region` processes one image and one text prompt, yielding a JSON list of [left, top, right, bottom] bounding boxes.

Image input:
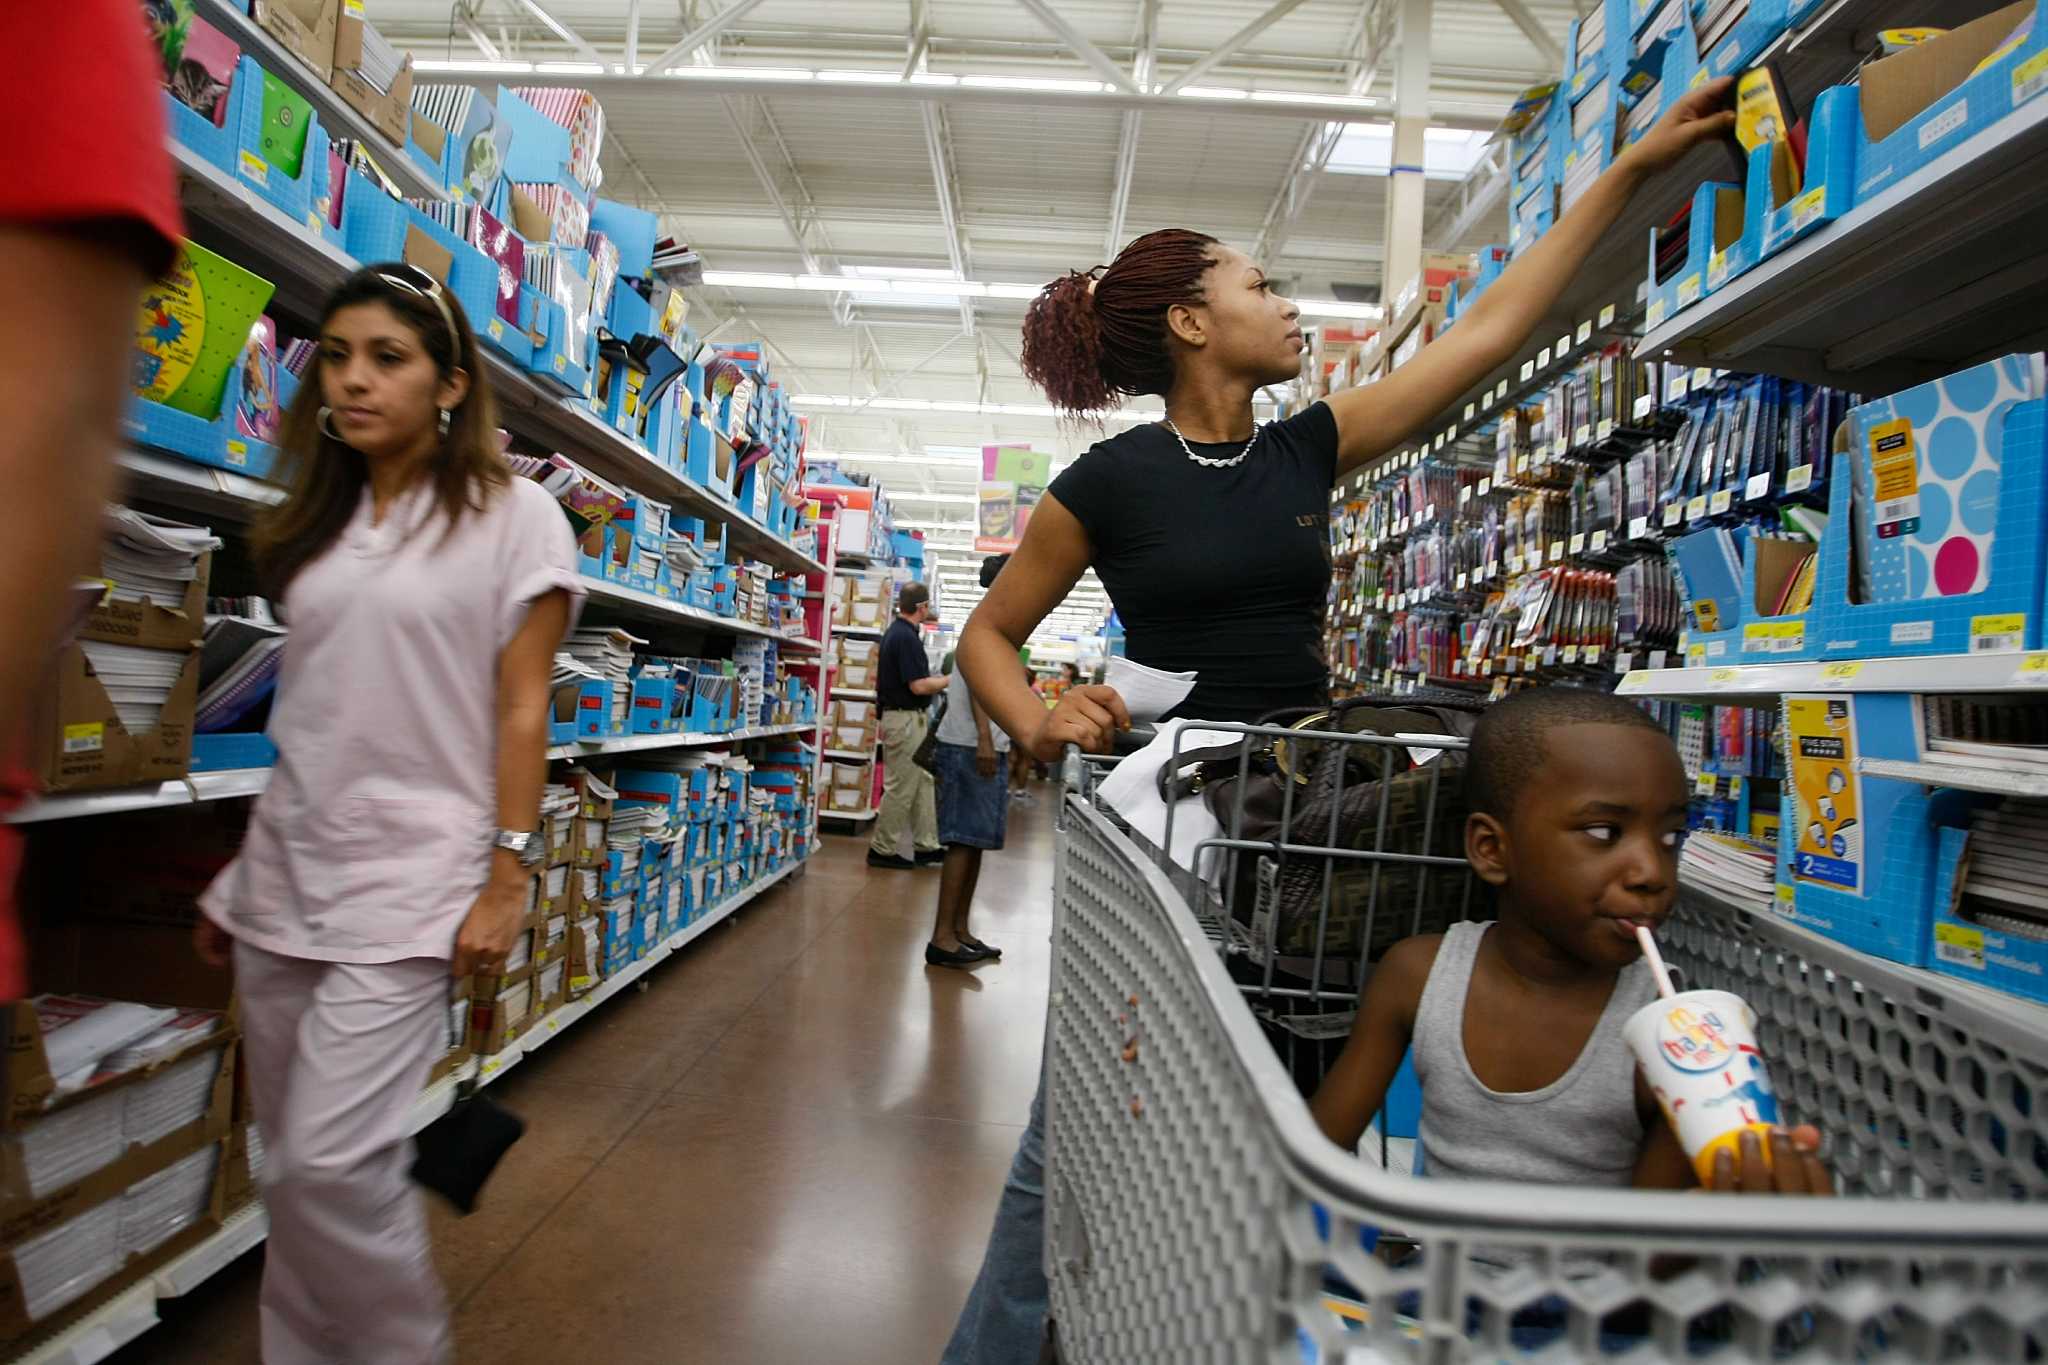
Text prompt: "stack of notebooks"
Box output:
[[197, 611, 286, 733], [102, 509, 220, 610], [540, 781, 577, 854], [411, 85, 514, 202], [1695, 0, 1750, 58], [651, 236, 704, 287], [1680, 831, 1778, 911], [510, 87, 606, 190], [351, 21, 405, 96], [516, 184, 591, 252], [664, 533, 707, 580], [524, 244, 596, 359], [412, 199, 524, 324], [562, 628, 643, 732], [1955, 799, 2048, 943], [1575, 0, 1606, 65], [506, 452, 627, 539]]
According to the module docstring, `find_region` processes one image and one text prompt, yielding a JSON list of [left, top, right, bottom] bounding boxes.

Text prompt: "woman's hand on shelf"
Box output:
[[1027, 684, 1131, 762], [1617, 76, 1738, 181]]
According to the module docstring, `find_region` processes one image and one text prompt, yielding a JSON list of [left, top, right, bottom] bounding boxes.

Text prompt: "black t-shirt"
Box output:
[[877, 616, 929, 710], [1047, 403, 1338, 723]]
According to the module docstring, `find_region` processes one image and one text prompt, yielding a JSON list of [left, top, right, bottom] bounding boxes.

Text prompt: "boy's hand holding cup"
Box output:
[[1625, 928, 1833, 1196]]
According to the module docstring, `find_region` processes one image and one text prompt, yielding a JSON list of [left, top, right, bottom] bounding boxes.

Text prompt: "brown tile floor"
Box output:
[[114, 790, 1058, 1364]]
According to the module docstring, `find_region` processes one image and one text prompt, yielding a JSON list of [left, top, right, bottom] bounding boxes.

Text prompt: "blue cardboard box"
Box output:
[[1645, 180, 1749, 331], [1817, 390, 2047, 660], [575, 680, 616, 738], [1779, 693, 1972, 967], [1744, 85, 1858, 262], [126, 358, 293, 482], [190, 732, 278, 772], [1852, 2, 2047, 205], [1927, 825, 2048, 1006]]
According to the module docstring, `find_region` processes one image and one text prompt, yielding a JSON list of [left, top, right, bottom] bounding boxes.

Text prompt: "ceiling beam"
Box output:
[[643, 0, 772, 76], [511, 0, 602, 63], [919, 103, 977, 331], [1104, 0, 1159, 260], [902, 0, 931, 79], [411, 66, 1467, 127], [1490, 0, 1565, 70], [1426, 138, 1509, 247], [1253, 0, 1397, 267], [1159, 0, 1319, 96], [1013, 0, 1141, 93]]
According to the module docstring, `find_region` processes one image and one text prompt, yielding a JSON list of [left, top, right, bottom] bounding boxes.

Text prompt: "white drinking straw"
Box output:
[[1636, 924, 1677, 999]]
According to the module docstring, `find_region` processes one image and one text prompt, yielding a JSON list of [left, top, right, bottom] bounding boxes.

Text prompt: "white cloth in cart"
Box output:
[[1094, 720, 1233, 877]]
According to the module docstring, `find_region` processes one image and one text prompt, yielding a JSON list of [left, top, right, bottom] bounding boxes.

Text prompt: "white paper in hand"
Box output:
[[1104, 657, 1197, 724]]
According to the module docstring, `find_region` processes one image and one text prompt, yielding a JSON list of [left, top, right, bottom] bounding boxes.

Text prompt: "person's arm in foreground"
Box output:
[[0, 229, 149, 735], [1323, 79, 1738, 478], [1308, 936, 1433, 1150], [960, 495, 1129, 760], [453, 589, 571, 977]]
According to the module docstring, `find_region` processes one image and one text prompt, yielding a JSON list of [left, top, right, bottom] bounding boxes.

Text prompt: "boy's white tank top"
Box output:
[[1412, 921, 1656, 1187]]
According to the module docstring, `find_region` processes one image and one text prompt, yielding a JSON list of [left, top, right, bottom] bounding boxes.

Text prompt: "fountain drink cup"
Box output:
[[1622, 989, 1781, 1184]]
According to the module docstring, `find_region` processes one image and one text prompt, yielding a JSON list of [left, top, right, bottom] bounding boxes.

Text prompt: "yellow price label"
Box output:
[[1708, 667, 1741, 685], [2016, 653, 2048, 684], [1819, 661, 1863, 685], [237, 149, 269, 186], [61, 722, 104, 755], [1729, 776, 1744, 799], [1695, 772, 1718, 797], [1622, 669, 1650, 689]]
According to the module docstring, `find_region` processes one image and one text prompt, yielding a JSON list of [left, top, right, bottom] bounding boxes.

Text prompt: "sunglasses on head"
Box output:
[[374, 264, 460, 348]]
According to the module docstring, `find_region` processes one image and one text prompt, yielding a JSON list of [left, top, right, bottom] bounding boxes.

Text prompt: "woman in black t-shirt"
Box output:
[[940, 79, 1739, 1365], [957, 79, 1737, 752]]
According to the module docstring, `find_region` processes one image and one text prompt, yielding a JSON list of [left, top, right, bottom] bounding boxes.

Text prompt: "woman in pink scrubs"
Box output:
[[195, 263, 582, 1363]]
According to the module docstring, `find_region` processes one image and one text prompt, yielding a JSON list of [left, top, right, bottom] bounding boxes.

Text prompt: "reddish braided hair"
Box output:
[[1020, 228, 1219, 418]]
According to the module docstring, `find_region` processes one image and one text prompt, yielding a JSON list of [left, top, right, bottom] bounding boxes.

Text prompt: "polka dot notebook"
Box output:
[[1849, 355, 2044, 605]]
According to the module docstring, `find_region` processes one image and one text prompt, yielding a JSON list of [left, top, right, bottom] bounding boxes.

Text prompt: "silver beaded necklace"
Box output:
[[1165, 418, 1263, 469]]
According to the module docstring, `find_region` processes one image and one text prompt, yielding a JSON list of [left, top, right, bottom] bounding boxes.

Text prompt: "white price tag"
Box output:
[[1548, 540, 1565, 562], [1562, 644, 1580, 664], [1519, 361, 1535, 382], [1425, 503, 1437, 523], [1456, 571, 1469, 589], [1557, 334, 1572, 358], [1597, 418, 1616, 441], [1785, 464, 1814, 493], [1538, 346, 1552, 368], [1486, 558, 1499, 579], [1598, 304, 1617, 328], [1662, 503, 1684, 528], [1614, 651, 1634, 673], [1542, 645, 1559, 666], [1686, 495, 1710, 522], [1553, 436, 1570, 460], [1576, 320, 1593, 345], [1509, 553, 1524, 573], [1648, 649, 1667, 669], [1574, 424, 1592, 447], [1692, 366, 1714, 389], [1478, 478, 1492, 496], [1671, 375, 1690, 400], [1591, 529, 1609, 552], [1709, 489, 1734, 515], [1629, 515, 1649, 540], [1569, 533, 1587, 554], [1633, 394, 1654, 420], [1464, 402, 1477, 421], [1459, 486, 1473, 505], [1745, 472, 1773, 501]]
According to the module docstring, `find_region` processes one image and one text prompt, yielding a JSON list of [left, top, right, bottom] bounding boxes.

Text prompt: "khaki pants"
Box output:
[[871, 708, 939, 858]]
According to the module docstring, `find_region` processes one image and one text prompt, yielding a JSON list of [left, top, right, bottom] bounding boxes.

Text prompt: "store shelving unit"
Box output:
[[0, 856, 807, 1365], [545, 721, 815, 762], [186, 0, 446, 203], [836, 689, 878, 702], [822, 747, 876, 762], [8, 771, 273, 826], [1615, 651, 2048, 702], [1855, 757, 2048, 800], [835, 625, 883, 640], [1636, 90, 2048, 389], [160, 141, 824, 579]]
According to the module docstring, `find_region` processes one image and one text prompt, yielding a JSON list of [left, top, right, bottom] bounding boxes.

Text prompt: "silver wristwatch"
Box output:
[[494, 829, 544, 868]]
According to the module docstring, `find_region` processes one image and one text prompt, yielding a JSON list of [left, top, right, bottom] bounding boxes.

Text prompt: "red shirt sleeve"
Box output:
[[0, 0, 183, 271]]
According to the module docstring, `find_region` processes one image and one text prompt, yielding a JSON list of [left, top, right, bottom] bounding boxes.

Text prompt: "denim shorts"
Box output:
[[935, 742, 1008, 850]]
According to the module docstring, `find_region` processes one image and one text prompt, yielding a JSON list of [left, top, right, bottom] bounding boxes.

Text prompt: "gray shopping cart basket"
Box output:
[[1044, 721, 2048, 1362]]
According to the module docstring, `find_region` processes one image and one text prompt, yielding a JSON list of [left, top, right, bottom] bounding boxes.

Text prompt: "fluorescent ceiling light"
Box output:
[[797, 395, 1162, 421], [415, 59, 536, 74], [817, 69, 903, 84], [672, 65, 814, 81], [703, 269, 1368, 321], [534, 62, 607, 75], [960, 75, 1109, 93]]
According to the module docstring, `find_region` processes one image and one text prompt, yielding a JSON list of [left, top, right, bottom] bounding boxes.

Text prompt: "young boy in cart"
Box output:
[[1310, 686, 1831, 1195]]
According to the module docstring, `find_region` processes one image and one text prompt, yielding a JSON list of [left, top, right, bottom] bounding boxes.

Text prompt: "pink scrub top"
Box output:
[[202, 475, 583, 964]]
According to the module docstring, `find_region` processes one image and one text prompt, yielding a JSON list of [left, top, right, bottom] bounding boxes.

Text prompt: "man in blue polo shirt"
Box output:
[[869, 582, 946, 869]]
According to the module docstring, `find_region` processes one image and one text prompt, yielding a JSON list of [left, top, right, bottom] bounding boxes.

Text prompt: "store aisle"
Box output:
[[117, 793, 1059, 1365]]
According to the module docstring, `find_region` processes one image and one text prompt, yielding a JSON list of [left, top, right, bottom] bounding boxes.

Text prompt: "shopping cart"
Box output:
[[1043, 720, 2048, 1363]]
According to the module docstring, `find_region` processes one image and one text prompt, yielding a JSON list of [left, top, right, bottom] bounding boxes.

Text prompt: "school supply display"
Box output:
[[258, 69, 314, 179], [134, 242, 277, 422], [197, 613, 286, 733], [100, 508, 220, 609]]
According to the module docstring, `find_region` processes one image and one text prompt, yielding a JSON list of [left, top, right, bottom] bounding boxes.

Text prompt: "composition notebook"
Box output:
[[1848, 354, 2043, 603]]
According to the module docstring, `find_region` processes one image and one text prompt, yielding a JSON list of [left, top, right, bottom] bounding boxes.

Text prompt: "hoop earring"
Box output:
[[438, 407, 452, 438], [318, 406, 342, 441]]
